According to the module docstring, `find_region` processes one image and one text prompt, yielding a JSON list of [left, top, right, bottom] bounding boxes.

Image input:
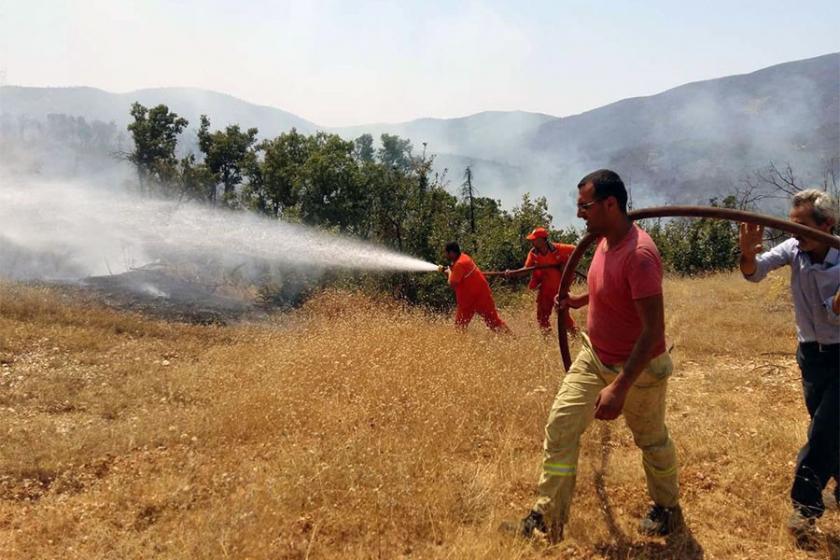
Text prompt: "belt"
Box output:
[[800, 341, 840, 353]]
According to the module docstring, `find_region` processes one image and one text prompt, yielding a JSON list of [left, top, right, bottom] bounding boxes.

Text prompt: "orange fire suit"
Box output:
[[524, 243, 576, 331], [448, 253, 508, 331]]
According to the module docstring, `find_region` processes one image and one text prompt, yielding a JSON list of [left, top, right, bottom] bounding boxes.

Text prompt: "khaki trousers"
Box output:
[[533, 334, 679, 524]]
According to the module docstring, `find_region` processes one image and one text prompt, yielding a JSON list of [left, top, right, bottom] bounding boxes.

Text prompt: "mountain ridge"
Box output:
[[2, 52, 837, 220]]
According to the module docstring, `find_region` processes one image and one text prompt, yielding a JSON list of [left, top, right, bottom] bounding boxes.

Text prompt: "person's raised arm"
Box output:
[[739, 222, 764, 277], [739, 223, 793, 282]]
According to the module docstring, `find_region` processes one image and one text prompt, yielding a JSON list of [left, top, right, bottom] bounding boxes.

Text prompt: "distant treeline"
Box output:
[[0, 113, 123, 152], [10, 103, 833, 306], [0, 113, 126, 177], [123, 102, 764, 285], [122, 102, 589, 307]]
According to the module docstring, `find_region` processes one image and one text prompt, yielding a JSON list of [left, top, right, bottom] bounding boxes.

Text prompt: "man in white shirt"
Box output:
[[739, 189, 839, 549]]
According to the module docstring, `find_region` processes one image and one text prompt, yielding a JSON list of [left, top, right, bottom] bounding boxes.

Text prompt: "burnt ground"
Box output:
[[50, 268, 266, 324]]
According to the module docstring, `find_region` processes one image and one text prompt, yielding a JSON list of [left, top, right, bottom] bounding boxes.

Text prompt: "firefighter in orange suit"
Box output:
[[440, 242, 510, 332], [505, 227, 576, 333]]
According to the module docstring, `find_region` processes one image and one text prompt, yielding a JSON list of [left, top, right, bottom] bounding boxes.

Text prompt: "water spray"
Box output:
[[0, 178, 438, 281]]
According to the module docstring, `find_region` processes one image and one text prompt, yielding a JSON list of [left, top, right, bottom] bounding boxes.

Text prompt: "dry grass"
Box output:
[[0, 273, 837, 559]]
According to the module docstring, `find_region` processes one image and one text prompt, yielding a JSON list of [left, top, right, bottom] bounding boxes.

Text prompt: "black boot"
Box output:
[[500, 510, 563, 543], [519, 510, 547, 538], [639, 504, 684, 536], [788, 509, 822, 551]]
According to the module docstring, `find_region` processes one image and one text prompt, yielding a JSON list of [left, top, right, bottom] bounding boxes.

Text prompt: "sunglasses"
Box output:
[[577, 198, 603, 211]]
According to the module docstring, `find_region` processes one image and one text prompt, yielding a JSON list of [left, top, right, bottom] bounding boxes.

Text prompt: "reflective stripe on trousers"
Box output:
[[533, 333, 679, 524]]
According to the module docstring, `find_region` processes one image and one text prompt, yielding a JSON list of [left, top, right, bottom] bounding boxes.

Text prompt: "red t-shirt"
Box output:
[[587, 225, 666, 365], [524, 242, 575, 294]]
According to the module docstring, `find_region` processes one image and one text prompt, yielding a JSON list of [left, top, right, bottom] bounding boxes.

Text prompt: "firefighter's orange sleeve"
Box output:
[[556, 243, 575, 260], [524, 250, 541, 290], [524, 251, 536, 268], [448, 259, 467, 288]]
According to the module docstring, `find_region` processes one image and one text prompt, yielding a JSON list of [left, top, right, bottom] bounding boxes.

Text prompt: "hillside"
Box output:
[[0, 86, 318, 136], [335, 110, 557, 162], [0, 274, 838, 559], [1, 53, 837, 221], [529, 52, 840, 206]]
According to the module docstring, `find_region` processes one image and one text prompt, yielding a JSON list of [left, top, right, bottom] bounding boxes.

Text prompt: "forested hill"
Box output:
[[1, 52, 837, 215]]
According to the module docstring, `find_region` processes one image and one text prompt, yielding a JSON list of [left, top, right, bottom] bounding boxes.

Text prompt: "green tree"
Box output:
[[462, 167, 477, 241], [249, 128, 312, 217], [377, 133, 412, 171], [197, 115, 259, 206], [353, 133, 375, 163], [126, 102, 188, 194], [365, 140, 438, 253], [177, 154, 217, 202], [650, 196, 739, 274], [298, 132, 365, 232]]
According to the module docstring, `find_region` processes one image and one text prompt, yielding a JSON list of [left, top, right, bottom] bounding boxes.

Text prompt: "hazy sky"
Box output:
[[1, 0, 838, 126]]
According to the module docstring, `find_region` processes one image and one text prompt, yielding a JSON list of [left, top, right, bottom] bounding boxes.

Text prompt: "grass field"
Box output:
[[0, 272, 837, 559]]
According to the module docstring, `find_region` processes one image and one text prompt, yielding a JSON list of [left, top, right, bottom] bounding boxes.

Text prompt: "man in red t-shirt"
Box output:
[[505, 227, 576, 333], [517, 170, 681, 543], [440, 242, 510, 333]]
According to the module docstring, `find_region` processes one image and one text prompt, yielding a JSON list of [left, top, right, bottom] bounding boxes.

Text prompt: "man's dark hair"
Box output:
[[577, 169, 627, 214], [445, 241, 461, 255]]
